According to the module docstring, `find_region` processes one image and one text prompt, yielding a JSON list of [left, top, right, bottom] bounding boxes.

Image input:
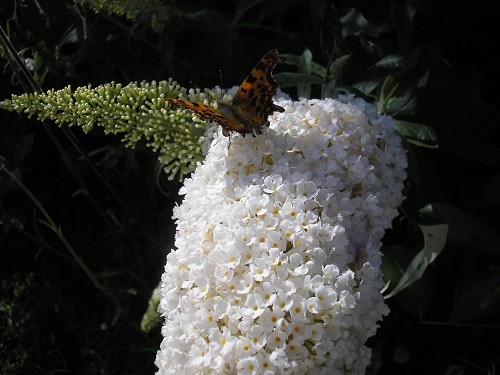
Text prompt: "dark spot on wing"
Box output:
[[274, 104, 285, 112], [246, 75, 257, 84]]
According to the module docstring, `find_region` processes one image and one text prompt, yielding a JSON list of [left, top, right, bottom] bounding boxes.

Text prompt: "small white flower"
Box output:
[[194, 308, 217, 332], [237, 356, 261, 374], [247, 324, 267, 349], [286, 317, 310, 342], [249, 258, 271, 281], [266, 330, 288, 350], [209, 327, 235, 358], [244, 293, 266, 319], [236, 274, 254, 295], [190, 338, 212, 366], [257, 306, 285, 331]]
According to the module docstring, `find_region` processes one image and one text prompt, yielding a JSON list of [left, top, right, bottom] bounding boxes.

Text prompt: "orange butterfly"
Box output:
[[167, 49, 285, 137]]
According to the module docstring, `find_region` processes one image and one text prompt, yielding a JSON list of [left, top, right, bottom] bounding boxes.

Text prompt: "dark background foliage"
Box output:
[[1, 0, 499, 374]]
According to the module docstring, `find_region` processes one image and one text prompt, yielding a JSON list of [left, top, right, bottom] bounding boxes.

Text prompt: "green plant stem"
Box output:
[[1, 161, 102, 291], [1, 159, 144, 330], [0, 215, 75, 263]]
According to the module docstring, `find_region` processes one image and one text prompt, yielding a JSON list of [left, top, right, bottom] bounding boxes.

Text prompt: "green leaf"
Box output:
[[394, 120, 500, 165], [328, 54, 351, 80], [395, 272, 431, 319], [382, 245, 413, 289], [450, 268, 500, 323], [297, 49, 313, 99], [322, 54, 351, 98], [257, 0, 300, 22], [337, 34, 380, 85], [385, 224, 448, 298], [353, 46, 443, 94], [479, 0, 500, 15], [420, 202, 500, 254], [353, 52, 413, 94], [233, 0, 267, 22], [379, 75, 400, 112], [415, 85, 499, 136], [282, 54, 327, 77], [391, 0, 416, 50], [281, 53, 300, 66], [393, 120, 438, 147], [381, 245, 431, 318], [483, 173, 500, 206], [273, 72, 323, 88], [385, 89, 418, 117]]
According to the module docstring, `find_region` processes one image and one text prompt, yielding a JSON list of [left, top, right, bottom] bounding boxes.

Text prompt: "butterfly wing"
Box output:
[[231, 49, 285, 134], [167, 49, 284, 137], [166, 98, 247, 136], [167, 98, 224, 123]]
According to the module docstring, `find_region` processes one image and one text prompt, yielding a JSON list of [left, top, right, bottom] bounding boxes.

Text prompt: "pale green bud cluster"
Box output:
[[1, 80, 225, 180]]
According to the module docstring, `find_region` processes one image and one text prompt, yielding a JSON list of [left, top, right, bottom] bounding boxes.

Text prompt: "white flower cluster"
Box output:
[[156, 96, 407, 374]]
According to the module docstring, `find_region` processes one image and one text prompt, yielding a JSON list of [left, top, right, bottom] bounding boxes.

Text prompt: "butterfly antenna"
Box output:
[[218, 69, 223, 88], [218, 69, 224, 103]]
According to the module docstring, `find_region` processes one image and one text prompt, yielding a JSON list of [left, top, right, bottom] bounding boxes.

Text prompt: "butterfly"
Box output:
[[167, 49, 285, 137]]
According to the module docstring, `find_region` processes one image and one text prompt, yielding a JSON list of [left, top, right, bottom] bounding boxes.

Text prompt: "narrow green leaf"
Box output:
[[385, 88, 418, 116], [353, 52, 412, 94], [353, 46, 443, 94], [322, 54, 351, 98], [483, 173, 500, 205], [282, 54, 327, 77], [420, 202, 500, 254], [395, 272, 431, 319], [273, 72, 323, 88], [257, 0, 301, 22], [391, 0, 416, 50], [338, 34, 379, 85], [379, 75, 400, 112], [281, 53, 300, 66], [297, 49, 313, 99], [479, 0, 500, 15], [385, 224, 448, 298], [393, 120, 438, 147], [381, 245, 431, 318], [233, 0, 267, 22], [310, 61, 327, 77], [329, 54, 351, 80], [394, 120, 500, 165]]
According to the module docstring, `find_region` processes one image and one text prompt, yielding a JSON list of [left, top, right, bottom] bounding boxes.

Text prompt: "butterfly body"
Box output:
[[167, 49, 285, 137]]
